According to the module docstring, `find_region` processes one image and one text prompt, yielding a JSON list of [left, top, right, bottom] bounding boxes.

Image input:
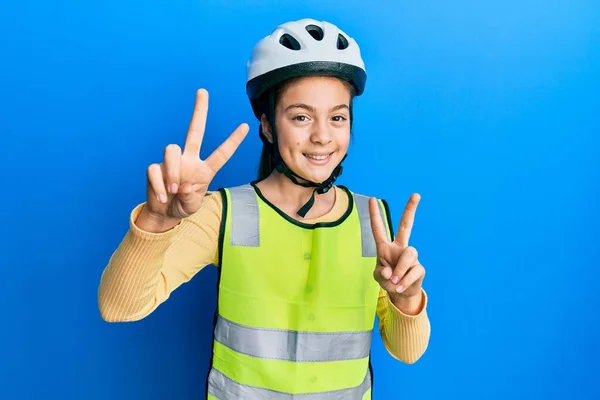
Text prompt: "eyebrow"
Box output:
[[284, 103, 349, 113]]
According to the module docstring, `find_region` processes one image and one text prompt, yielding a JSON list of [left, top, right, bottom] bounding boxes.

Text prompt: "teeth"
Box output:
[[305, 153, 330, 160]]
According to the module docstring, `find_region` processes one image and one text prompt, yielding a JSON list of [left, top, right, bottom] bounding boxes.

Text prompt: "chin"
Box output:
[[298, 167, 336, 184]]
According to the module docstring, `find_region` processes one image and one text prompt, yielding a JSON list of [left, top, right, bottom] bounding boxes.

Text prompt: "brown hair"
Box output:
[[256, 77, 357, 180]]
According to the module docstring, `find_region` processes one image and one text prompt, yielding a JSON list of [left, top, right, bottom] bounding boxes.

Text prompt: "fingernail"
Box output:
[[170, 183, 178, 194], [158, 194, 167, 203], [396, 285, 405, 293], [391, 276, 400, 285]]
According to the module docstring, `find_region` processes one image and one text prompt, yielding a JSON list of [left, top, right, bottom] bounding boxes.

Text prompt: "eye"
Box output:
[[293, 115, 308, 122], [332, 115, 347, 122]]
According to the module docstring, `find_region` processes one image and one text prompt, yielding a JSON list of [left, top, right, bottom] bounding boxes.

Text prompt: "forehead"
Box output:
[[278, 76, 351, 105]]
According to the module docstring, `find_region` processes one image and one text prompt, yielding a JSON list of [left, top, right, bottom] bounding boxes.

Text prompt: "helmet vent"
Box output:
[[279, 34, 301, 50], [337, 34, 349, 50], [305, 24, 324, 41]]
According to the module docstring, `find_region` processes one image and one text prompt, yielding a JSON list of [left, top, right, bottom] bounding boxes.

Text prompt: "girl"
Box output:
[[99, 18, 430, 399]]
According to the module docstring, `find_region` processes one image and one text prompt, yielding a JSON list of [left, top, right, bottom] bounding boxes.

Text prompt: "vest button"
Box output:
[[304, 253, 311, 260], [307, 314, 315, 321]]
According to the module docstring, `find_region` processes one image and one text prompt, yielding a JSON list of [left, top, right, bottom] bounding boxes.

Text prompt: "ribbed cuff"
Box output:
[[386, 289, 428, 319], [380, 289, 430, 364]]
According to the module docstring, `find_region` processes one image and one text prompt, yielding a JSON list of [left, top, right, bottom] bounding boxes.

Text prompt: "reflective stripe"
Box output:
[[353, 194, 385, 257], [214, 315, 371, 362], [229, 185, 260, 247], [207, 367, 371, 400]]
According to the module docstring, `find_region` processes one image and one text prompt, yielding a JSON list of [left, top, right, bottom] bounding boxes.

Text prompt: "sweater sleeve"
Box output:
[[97, 192, 223, 322], [376, 288, 431, 364]]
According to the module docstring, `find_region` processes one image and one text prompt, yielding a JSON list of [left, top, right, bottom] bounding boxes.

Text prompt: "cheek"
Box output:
[[278, 138, 303, 167], [336, 129, 351, 149], [276, 124, 304, 151]]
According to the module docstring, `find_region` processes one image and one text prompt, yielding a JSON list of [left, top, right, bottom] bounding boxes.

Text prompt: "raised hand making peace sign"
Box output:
[[369, 194, 425, 304], [145, 89, 249, 222]]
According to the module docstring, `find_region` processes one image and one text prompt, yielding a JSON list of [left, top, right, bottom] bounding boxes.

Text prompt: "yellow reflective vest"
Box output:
[[207, 183, 393, 399]]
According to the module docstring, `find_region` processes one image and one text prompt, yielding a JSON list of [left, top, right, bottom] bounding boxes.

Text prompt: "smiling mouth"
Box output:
[[303, 152, 334, 166], [303, 152, 333, 160]]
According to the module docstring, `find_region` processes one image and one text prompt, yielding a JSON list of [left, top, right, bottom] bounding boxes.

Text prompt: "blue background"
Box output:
[[1, 0, 599, 399]]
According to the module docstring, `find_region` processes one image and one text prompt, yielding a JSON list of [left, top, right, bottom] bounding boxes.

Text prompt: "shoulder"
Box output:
[[204, 190, 225, 208], [208, 183, 259, 219], [337, 185, 391, 209], [214, 183, 255, 204], [337, 185, 395, 238]]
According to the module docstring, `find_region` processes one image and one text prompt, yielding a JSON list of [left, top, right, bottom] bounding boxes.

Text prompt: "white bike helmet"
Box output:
[[245, 19, 367, 217], [246, 18, 367, 119]]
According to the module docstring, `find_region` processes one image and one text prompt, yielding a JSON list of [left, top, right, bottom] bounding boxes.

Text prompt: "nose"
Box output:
[[310, 119, 332, 145]]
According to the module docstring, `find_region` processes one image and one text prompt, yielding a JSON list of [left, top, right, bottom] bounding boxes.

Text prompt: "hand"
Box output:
[[369, 194, 425, 301], [145, 88, 249, 221]]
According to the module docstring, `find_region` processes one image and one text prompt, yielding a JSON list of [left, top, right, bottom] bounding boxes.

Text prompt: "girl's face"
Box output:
[[263, 76, 353, 183]]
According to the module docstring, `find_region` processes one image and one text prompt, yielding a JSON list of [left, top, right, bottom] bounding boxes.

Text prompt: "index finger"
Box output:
[[395, 193, 420, 247], [183, 89, 209, 156], [369, 197, 389, 246]]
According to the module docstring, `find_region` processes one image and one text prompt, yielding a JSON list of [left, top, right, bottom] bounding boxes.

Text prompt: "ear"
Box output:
[[260, 114, 274, 144]]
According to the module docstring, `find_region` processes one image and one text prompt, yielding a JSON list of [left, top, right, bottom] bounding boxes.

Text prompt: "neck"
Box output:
[[258, 170, 336, 219]]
